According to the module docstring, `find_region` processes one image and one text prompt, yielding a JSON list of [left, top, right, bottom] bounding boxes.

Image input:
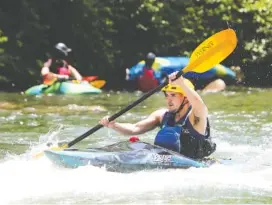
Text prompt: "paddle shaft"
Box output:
[[67, 73, 184, 147]]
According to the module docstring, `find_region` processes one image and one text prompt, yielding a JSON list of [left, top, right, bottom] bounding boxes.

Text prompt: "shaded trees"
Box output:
[[0, 0, 271, 90]]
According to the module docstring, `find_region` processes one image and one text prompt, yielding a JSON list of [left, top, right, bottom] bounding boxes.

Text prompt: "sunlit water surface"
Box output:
[[0, 87, 271, 204]]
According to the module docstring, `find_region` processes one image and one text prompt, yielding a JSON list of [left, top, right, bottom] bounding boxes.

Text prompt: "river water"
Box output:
[[0, 87, 271, 204]]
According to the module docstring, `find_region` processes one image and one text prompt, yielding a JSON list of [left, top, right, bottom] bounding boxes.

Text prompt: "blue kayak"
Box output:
[[25, 81, 102, 95], [44, 141, 217, 172], [127, 56, 236, 83]]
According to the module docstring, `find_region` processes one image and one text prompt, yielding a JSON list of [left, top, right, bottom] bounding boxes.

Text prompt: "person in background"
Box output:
[[126, 52, 160, 92], [41, 42, 82, 84], [126, 53, 238, 93], [100, 71, 216, 159]]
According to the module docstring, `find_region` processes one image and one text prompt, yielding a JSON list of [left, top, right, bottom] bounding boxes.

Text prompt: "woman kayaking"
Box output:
[[100, 71, 216, 159], [41, 42, 82, 85]]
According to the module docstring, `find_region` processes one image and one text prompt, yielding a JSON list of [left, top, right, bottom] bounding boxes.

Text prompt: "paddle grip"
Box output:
[[175, 70, 184, 79]]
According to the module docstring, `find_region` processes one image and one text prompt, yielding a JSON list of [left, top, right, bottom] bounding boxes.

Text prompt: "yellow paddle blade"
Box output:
[[90, 80, 106, 88], [183, 28, 237, 73], [33, 144, 68, 159]]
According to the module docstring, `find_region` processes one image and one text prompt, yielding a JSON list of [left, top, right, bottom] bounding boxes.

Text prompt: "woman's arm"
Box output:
[[68, 65, 82, 81]]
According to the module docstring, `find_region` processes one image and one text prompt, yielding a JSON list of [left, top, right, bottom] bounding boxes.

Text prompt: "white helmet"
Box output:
[[55, 42, 72, 56]]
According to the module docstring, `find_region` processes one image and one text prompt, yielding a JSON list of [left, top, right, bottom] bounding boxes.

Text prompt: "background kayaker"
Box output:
[[126, 53, 238, 93], [126, 52, 159, 92], [100, 71, 216, 159], [41, 42, 82, 85]]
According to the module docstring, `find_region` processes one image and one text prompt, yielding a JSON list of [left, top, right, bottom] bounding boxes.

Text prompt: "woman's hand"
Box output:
[[43, 59, 52, 67]]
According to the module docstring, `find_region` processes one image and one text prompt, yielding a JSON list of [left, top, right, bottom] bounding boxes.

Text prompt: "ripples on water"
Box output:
[[0, 89, 271, 204]]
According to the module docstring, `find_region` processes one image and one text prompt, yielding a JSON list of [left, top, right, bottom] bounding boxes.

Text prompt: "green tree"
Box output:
[[0, 0, 271, 90]]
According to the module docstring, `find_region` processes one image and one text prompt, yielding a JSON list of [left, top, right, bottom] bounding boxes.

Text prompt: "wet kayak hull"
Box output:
[[44, 141, 212, 172]]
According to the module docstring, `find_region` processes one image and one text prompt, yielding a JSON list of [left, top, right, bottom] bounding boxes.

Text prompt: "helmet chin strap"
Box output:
[[173, 97, 188, 115], [167, 97, 187, 126]]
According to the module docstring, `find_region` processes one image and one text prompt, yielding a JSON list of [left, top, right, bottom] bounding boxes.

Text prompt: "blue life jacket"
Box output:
[[154, 107, 216, 159], [154, 107, 191, 153]]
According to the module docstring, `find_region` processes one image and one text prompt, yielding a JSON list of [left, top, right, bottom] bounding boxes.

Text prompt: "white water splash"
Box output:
[[1, 141, 271, 204], [38, 124, 65, 144]]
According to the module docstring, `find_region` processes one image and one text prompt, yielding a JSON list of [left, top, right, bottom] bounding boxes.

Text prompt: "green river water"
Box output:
[[0, 87, 271, 204]]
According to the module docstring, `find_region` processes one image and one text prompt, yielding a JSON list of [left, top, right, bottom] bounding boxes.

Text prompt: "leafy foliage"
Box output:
[[0, 0, 271, 90]]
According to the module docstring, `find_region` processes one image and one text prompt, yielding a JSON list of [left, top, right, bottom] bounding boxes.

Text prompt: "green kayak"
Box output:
[[25, 81, 102, 95]]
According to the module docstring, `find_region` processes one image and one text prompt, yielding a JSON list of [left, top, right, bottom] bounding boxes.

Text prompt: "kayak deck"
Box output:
[[44, 141, 218, 172]]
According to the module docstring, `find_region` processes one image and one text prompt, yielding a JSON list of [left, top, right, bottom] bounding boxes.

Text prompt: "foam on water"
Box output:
[[1, 139, 271, 204], [1, 90, 272, 204]]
